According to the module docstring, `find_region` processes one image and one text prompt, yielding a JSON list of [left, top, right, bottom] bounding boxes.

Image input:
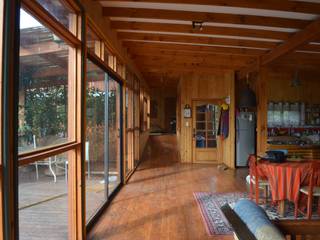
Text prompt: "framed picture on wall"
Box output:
[[184, 104, 192, 118]]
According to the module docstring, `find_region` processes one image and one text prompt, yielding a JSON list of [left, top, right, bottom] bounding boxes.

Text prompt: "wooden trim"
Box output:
[[61, 0, 81, 13], [112, 21, 291, 41], [76, 10, 86, 239], [87, 51, 124, 84], [124, 41, 267, 57], [119, 32, 278, 50], [2, 0, 20, 239], [0, 0, 4, 237], [103, 7, 309, 29], [97, 0, 320, 14], [87, 16, 126, 65], [22, 0, 81, 48], [18, 142, 80, 166]]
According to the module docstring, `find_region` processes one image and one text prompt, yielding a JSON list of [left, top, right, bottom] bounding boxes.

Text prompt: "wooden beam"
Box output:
[[138, 64, 238, 73], [98, 0, 320, 15], [128, 48, 259, 59], [119, 32, 277, 49], [261, 17, 320, 65], [131, 52, 255, 65], [103, 7, 309, 29], [111, 21, 291, 41], [124, 41, 267, 56]]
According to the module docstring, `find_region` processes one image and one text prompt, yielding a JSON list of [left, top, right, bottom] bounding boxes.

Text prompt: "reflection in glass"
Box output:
[[19, 153, 69, 240], [195, 104, 220, 149], [35, 0, 76, 33], [85, 60, 107, 222], [108, 78, 121, 195], [19, 9, 72, 153]]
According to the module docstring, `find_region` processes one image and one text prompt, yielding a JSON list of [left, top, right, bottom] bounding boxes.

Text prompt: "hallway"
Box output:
[[88, 135, 248, 240]]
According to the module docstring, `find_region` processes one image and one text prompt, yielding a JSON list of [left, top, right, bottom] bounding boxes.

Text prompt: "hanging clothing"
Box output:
[[218, 108, 229, 139]]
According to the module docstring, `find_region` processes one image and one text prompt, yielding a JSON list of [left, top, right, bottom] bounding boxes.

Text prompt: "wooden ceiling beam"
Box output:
[[103, 7, 309, 29], [131, 53, 255, 65], [118, 32, 277, 49], [138, 64, 237, 73], [261, 17, 320, 65], [111, 21, 291, 41], [123, 41, 267, 56], [98, 0, 320, 15], [128, 48, 259, 59]]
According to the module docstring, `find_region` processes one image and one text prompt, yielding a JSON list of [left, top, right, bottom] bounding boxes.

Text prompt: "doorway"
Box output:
[[192, 101, 220, 163]]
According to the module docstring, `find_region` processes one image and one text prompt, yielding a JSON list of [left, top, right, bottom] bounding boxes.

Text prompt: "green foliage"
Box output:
[[21, 86, 67, 140]]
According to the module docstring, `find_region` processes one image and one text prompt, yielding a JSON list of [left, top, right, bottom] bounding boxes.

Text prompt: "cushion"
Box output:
[[233, 199, 285, 240]]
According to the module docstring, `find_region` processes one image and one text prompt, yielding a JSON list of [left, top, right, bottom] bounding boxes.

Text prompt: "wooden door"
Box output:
[[192, 101, 220, 163]]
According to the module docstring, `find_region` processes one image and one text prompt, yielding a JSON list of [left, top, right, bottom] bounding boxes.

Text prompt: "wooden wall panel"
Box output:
[[178, 71, 235, 168], [256, 67, 320, 154], [150, 87, 177, 132]]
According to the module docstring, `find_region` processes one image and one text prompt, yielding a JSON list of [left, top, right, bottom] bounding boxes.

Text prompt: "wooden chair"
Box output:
[[247, 154, 269, 204], [295, 161, 320, 220]]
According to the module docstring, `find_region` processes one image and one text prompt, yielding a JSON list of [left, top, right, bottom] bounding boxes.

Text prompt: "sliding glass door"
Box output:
[[108, 78, 121, 194], [85, 60, 122, 223]]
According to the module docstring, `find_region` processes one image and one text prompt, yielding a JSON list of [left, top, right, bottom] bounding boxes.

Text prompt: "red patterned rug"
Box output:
[[193, 192, 246, 236]]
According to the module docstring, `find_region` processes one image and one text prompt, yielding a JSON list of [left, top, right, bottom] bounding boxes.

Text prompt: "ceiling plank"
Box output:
[[118, 32, 278, 49], [261, 17, 320, 65], [103, 7, 309, 29], [123, 41, 267, 56], [98, 0, 320, 15], [111, 21, 291, 41]]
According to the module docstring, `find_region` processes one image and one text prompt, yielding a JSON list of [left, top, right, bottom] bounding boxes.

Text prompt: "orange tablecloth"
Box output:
[[257, 161, 318, 203]]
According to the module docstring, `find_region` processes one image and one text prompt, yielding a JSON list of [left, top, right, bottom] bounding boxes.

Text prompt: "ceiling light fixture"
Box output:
[[192, 21, 204, 31]]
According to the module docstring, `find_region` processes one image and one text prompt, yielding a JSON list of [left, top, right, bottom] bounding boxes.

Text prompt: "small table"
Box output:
[[257, 160, 317, 216]]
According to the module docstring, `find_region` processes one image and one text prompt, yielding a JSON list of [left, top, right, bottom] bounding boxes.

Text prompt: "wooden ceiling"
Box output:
[[96, 0, 320, 87]]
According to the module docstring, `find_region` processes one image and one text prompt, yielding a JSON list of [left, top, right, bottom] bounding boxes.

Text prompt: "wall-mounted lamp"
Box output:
[[192, 21, 204, 31]]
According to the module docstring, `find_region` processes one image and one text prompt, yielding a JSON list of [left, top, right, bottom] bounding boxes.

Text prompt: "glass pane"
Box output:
[[196, 122, 206, 130], [207, 131, 216, 139], [19, 9, 73, 153], [108, 78, 121, 195], [86, 60, 107, 222], [208, 140, 217, 148], [35, 0, 76, 34], [196, 113, 205, 121], [19, 152, 70, 240], [196, 134, 206, 148], [196, 105, 206, 113], [87, 27, 100, 54]]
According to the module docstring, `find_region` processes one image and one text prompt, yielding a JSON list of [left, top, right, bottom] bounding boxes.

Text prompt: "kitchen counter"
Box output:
[[267, 144, 320, 159]]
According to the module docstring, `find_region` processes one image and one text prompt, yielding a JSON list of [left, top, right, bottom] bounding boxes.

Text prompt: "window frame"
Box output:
[[13, 0, 85, 239]]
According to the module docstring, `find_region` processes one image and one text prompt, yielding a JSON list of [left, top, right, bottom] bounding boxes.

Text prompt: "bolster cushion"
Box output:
[[233, 199, 285, 240]]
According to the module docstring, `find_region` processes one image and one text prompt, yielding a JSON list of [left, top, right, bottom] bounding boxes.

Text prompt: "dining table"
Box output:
[[256, 159, 320, 217]]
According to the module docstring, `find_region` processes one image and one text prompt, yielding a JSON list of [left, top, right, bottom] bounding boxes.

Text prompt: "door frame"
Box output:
[[191, 99, 223, 163]]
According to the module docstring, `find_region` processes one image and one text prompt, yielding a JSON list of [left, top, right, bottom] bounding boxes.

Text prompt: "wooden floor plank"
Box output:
[[88, 135, 248, 240]]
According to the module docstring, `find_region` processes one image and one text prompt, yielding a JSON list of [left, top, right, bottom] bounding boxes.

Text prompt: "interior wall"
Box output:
[[178, 71, 236, 168], [256, 67, 320, 154], [150, 87, 177, 132]]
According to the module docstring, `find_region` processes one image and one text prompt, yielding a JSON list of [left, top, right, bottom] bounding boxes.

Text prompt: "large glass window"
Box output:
[[85, 59, 107, 221], [19, 9, 76, 153], [85, 59, 122, 222], [17, 2, 81, 239], [108, 78, 121, 194], [35, 0, 77, 34], [19, 153, 70, 240]]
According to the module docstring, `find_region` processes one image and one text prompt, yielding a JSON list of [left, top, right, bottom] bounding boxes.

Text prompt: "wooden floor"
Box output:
[[88, 135, 248, 240]]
